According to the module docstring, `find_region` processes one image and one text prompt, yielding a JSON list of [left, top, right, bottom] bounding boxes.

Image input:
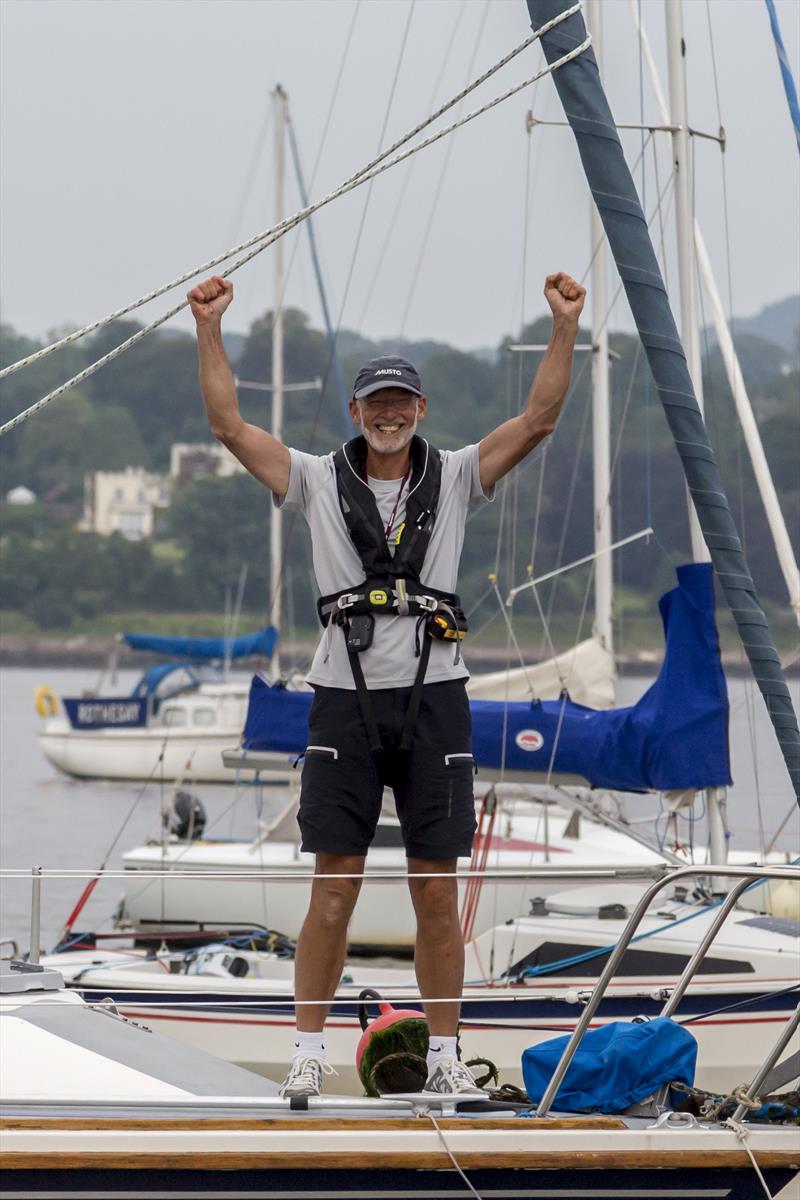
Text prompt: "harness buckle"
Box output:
[[336, 593, 360, 610], [414, 593, 439, 613]]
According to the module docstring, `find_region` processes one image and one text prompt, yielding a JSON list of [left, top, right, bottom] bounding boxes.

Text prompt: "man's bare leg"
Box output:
[[294, 852, 365, 1032], [407, 857, 462, 1036]]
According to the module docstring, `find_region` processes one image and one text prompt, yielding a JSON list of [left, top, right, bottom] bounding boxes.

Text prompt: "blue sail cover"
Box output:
[[527, 0, 798, 799], [123, 627, 278, 661], [243, 564, 731, 793]]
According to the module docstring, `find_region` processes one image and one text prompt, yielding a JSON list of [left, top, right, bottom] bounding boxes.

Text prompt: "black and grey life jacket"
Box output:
[[316, 435, 467, 754], [317, 434, 463, 628]]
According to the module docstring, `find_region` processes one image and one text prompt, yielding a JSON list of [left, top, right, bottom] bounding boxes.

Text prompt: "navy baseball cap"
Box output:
[[352, 355, 422, 401]]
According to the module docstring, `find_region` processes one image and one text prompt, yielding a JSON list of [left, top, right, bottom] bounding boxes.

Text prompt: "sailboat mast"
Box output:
[[586, 0, 613, 657], [629, 0, 800, 627], [270, 84, 286, 673], [527, 0, 800, 801], [665, 1, 710, 565]]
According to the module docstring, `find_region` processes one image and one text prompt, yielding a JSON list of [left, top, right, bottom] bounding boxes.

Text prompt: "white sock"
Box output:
[[427, 1035, 458, 1072], [292, 1030, 326, 1061]]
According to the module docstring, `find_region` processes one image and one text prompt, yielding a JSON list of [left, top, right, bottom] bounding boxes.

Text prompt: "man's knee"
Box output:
[[408, 859, 459, 923], [307, 854, 364, 930]]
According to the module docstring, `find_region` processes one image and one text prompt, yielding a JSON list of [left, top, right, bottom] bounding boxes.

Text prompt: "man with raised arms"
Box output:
[[189, 271, 585, 1097]]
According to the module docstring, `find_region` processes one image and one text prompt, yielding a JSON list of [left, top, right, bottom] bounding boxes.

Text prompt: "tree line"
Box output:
[[0, 303, 797, 639]]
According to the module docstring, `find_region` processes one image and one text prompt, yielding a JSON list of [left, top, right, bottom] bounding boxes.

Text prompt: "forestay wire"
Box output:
[[0, 4, 591, 438]]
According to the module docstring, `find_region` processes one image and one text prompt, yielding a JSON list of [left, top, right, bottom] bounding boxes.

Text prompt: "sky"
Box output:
[[1, 0, 798, 355]]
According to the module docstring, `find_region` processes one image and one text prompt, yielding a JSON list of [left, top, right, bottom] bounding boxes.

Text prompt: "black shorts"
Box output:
[[297, 679, 476, 860]]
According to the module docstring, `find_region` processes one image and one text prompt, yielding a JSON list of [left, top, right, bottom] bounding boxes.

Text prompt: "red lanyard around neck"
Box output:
[[383, 467, 411, 541]]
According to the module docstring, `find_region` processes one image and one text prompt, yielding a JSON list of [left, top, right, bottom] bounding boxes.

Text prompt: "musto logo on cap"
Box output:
[[515, 729, 544, 752]]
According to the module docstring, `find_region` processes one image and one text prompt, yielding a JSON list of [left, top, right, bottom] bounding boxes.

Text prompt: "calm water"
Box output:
[[1, 665, 797, 953]]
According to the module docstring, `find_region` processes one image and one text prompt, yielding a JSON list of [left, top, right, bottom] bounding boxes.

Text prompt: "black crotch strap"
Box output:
[[346, 638, 384, 758], [399, 632, 433, 754], [345, 622, 433, 758]]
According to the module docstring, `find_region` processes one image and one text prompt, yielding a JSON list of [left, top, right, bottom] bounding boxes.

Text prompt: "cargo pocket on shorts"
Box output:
[[304, 745, 339, 761], [443, 752, 476, 821]]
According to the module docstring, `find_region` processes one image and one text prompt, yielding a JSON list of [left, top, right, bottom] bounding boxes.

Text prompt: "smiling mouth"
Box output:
[[376, 423, 402, 433]]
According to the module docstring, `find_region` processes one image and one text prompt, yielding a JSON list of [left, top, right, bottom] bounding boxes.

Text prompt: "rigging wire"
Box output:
[[396, 0, 491, 339], [260, 0, 418, 633], [0, 18, 592, 439], [0, 3, 586, 390], [276, 0, 362, 324], [225, 108, 274, 249], [355, 0, 468, 333], [704, 0, 771, 854], [487, 169, 682, 970], [517, 165, 676, 659], [324, 0, 417, 365]]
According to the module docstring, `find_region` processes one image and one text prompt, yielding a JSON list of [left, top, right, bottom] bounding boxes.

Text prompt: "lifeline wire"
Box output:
[[0, 25, 592, 439], [0, 3, 585, 390]]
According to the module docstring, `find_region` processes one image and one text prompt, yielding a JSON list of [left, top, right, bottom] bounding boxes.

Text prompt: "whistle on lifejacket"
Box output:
[[427, 610, 467, 642]]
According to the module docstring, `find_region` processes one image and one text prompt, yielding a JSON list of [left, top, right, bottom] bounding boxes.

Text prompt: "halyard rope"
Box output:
[[0, 11, 591, 437], [0, 3, 582, 387], [724, 1119, 774, 1199], [428, 1113, 484, 1199]]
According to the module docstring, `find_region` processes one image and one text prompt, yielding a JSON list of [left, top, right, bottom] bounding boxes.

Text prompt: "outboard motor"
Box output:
[[169, 790, 206, 840]]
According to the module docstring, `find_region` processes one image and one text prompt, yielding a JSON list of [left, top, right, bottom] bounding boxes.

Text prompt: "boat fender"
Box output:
[[356, 988, 430, 1096], [34, 685, 59, 718]]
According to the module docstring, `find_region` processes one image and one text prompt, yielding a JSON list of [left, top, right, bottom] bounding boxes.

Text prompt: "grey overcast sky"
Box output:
[[1, 0, 798, 354]]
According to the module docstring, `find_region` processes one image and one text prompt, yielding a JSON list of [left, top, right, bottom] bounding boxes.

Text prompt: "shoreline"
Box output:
[[2, 633, 797, 678]]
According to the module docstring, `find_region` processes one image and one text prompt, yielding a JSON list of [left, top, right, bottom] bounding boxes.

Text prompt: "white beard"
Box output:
[[359, 412, 418, 455]]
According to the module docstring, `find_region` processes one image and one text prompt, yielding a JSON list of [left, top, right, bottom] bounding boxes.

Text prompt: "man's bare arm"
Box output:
[[188, 276, 291, 496], [479, 273, 585, 491]]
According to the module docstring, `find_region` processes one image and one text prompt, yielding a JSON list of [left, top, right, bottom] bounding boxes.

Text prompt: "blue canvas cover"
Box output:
[[470, 563, 730, 791], [527, 0, 798, 798], [242, 564, 731, 793], [521, 1018, 697, 1112], [123, 627, 278, 662]]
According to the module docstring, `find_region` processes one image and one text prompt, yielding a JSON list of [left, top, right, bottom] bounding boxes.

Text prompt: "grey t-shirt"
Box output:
[[275, 442, 494, 688]]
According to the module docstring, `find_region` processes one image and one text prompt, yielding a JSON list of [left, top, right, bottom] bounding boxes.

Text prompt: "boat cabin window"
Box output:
[[162, 707, 188, 727], [510, 941, 754, 979], [192, 708, 216, 727]]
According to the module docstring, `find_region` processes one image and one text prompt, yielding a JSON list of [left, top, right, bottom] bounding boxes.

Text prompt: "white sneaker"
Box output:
[[423, 1056, 488, 1097], [278, 1055, 338, 1098]]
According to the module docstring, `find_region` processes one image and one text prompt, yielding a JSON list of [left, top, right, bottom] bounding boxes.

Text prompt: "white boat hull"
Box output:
[[119, 805, 670, 949], [38, 723, 294, 784]]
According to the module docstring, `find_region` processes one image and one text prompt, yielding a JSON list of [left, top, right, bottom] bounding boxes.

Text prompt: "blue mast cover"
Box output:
[[243, 564, 731, 793], [123, 627, 278, 661]]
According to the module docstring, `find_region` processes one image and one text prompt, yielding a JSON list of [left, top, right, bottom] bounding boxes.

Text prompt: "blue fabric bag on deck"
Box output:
[[522, 1018, 697, 1113]]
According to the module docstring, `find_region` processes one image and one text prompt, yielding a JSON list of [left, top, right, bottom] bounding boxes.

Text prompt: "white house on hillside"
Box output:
[[170, 442, 244, 480], [82, 443, 245, 541], [81, 467, 169, 541]]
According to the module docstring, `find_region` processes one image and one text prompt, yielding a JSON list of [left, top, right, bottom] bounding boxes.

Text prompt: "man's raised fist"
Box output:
[[187, 276, 234, 325]]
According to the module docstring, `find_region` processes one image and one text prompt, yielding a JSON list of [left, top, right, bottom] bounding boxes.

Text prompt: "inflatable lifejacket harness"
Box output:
[[317, 581, 468, 757], [319, 436, 468, 757]]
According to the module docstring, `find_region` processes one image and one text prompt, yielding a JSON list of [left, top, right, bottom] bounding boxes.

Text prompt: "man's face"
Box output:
[[350, 387, 427, 455]]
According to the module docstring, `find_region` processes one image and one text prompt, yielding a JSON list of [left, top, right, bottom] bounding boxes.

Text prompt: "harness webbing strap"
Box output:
[[399, 634, 433, 754], [346, 640, 384, 757]]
